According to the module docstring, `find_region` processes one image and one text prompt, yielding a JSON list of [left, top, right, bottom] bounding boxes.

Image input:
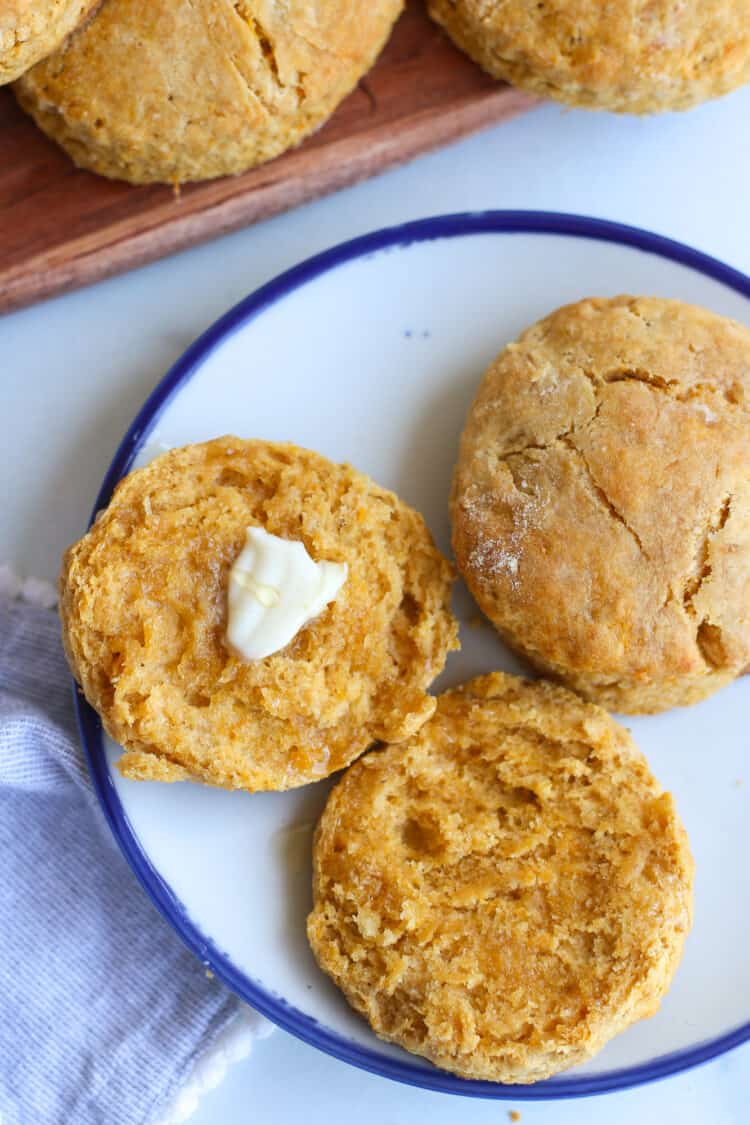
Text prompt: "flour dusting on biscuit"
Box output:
[[452, 296, 750, 713]]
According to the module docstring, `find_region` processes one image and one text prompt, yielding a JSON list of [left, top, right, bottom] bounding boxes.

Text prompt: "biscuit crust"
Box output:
[[14, 0, 402, 183], [428, 0, 750, 114], [452, 297, 750, 713], [307, 673, 693, 1083], [60, 437, 458, 790], [1, 0, 99, 84]]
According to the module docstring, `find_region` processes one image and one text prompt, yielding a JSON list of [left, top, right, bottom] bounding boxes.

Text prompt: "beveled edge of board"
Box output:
[[0, 86, 536, 315]]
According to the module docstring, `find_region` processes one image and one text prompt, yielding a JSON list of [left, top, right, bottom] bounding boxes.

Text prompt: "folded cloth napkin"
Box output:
[[0, 590, 272, 1125]]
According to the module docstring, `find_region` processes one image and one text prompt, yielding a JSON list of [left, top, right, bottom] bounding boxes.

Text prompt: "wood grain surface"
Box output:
[[0, 2, 537, 315]]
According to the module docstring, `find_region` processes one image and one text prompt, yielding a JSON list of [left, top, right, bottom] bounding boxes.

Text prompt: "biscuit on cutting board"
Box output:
[[1, 0, 99, 84], [428, 0, 750, 114], [14, 0, 403, 183]]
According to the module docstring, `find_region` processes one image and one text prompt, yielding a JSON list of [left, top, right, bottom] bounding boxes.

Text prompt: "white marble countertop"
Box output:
[[4, 83, 749, 1125]]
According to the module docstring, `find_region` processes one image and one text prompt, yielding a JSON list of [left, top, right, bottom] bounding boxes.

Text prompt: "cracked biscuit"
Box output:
[[60, 437, 458, 790], [427, 0, 750, 114], [452, 297, 750, 713], [308, 672, 693, 1083], [1, 0, 100, 85], [14, 0, 402, 183]]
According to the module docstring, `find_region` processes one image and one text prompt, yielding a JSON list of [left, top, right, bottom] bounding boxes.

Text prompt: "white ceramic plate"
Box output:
[[79, 213, 750, 1099]]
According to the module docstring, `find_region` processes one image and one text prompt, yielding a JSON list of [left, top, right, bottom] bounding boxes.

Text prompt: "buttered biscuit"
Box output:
[[15, 0, 402, 183], [308, 673, 693, 1083], [1, 0, 99, 84], [452, 297, 750, 713], [60, 437, 458, 790], [428, 0, 750, 114]]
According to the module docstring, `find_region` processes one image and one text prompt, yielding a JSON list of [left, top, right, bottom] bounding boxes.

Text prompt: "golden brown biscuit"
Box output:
[[308, 673, 693, 1083], [14, 0, 402, 183], [60, 437, 458, 790], [0, 0, 99, 84], [452, 297, 750, 713], [428, 0, 750, 114]]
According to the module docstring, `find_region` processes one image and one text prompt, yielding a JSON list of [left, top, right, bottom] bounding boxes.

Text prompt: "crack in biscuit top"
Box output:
[[451, 297, 750, 704]]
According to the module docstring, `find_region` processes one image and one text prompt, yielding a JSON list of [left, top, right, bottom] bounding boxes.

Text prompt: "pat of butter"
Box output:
[[227, 527, 348, 660]]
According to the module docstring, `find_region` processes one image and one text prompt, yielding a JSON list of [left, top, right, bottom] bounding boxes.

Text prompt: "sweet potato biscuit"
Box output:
[[60, 437, 458, 790], [452, 296, 750, 713], [308, 673, 693, 1083], [14, 0, 402, 183], [428, 0, 750, 114], [1, 0, 99, 84]]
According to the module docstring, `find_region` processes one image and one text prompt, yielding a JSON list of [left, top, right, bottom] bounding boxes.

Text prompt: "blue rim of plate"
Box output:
[[76, 211, 750, 1100]]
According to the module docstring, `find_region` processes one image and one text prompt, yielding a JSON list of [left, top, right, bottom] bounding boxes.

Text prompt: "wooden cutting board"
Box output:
[[0, 2, 537, 315]]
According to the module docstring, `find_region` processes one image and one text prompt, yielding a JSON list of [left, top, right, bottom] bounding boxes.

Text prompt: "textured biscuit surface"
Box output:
[[0, 0, 99, 84], [452, 297, 750, 713], [60, 437, 458, 790], [428, 0, 750, 114], [14, 0, 402, 183], [308, 673, 693, 1083]]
